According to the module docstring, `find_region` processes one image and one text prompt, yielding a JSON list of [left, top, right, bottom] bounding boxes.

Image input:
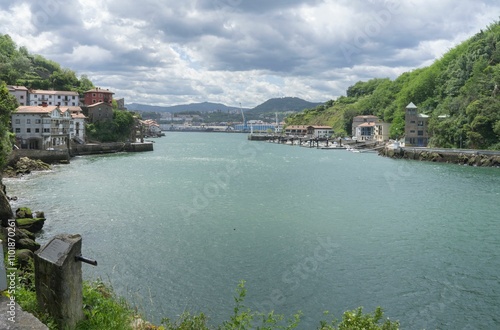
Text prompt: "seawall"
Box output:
[[71, 142, 153, 155], [8, 142, 154, 165], [379, 147, 500, 167]]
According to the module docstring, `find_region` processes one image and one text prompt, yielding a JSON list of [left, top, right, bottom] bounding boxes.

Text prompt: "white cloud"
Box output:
[[1, 0, 499, 107]]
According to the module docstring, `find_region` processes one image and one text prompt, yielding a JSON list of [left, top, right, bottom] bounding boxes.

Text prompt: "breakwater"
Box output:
[[379, 147, 500, 167]]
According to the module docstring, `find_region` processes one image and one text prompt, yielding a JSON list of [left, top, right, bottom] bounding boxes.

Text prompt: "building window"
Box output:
[[72, 96, 75, 99], [92, 99, 96, 103], [15, 119, 20, 124], [410, 121, 415, 123], [20, 95, 24, 99], [418, 130, 424, 136], [15, 128, 20, 133], [27, 119, 31, 124], [92, 93, 96, 97], [58, 95, 61, 99], [35, 128, 40, 133], [35, 119, 41, 124], [27, 128, 31, 133], [410, 130, 415, 133], [418, 121, 424, 126], [43, 128, 50, 133]]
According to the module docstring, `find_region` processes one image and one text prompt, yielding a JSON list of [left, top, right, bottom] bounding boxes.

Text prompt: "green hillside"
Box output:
[[287, 21, 500, 150], [0, 34, 94, 94]]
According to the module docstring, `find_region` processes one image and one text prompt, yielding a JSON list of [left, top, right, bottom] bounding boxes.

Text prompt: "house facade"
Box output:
[[285, 125, 308, 136], [12, 105, 75, 150], [404, 102, 430, 147], [307, 126, 333, 138], [85, 102, 113, 123], [83, 87, 114, 106], [7, 85, 29, 105], [28, 90, 79, 106], [352, 115, 390, 141]]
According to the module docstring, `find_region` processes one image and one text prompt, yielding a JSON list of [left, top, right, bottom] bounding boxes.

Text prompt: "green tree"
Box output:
[[0, 82, 17, 169]]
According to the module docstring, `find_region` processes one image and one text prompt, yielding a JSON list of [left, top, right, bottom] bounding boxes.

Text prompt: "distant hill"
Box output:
[[126, 102, 245, 113], [127, 97, 323, 114], [247, 97, 324, 115]]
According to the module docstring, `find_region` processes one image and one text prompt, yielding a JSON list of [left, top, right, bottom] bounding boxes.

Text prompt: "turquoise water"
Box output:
[[5, 132, 500, 329]]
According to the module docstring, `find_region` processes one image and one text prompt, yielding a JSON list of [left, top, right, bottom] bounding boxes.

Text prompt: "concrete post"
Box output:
[[34, 234, 84, 329], [0, 240, 6, 291]]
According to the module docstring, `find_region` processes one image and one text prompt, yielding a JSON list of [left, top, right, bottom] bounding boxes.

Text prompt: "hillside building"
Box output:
[[83, 87, 114, 106]]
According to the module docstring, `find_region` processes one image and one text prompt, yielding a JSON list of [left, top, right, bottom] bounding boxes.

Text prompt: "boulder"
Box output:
[[16, 249, 35, 267], [16, 218, 46, 233], [16, 207, 33, 219], [17, 238, 41, 252]]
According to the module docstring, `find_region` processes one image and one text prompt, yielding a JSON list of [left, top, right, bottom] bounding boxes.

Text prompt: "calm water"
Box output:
[[5, 133, 500, 329]]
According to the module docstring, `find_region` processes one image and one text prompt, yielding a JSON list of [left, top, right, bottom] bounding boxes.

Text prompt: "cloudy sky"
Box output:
[[1, 0, 499, 108]]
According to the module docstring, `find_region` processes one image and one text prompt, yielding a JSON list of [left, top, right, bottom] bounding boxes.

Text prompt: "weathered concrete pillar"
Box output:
[[0, 240, 6, 291], [34, 234, 84, 329]]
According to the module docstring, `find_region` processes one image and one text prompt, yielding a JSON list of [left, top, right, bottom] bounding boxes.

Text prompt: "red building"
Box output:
[[83, 87, 114, 106]]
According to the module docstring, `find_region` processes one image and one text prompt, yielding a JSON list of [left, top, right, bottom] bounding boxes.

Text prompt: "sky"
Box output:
[[0, 0, 499, 108]]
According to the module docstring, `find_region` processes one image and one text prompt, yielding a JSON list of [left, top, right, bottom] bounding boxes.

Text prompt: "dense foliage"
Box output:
[[0, 82, 17, 169], [86, 110, 136, 142], [0, 34, 93, 94], [287, 21, 500, 149]]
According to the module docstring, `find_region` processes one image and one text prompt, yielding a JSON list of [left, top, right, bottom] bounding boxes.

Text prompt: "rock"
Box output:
[[16, 218, 46, 233], [16, 207, 33, 219], [19, 228, 36, 240], [16, 249, 34, 267], [17, 238, 41, 252], [0, 179, 14, 227]]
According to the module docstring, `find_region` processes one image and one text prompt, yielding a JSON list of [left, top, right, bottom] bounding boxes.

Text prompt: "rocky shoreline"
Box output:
[[379, 147, 500, 167]]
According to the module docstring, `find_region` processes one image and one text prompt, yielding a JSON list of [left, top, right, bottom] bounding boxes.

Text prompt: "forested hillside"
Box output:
[[287, 21, 500, 150], [0, 34, 93, 93]]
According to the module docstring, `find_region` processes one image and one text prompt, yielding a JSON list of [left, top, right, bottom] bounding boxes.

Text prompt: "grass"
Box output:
[[12, 265, 399, 330]]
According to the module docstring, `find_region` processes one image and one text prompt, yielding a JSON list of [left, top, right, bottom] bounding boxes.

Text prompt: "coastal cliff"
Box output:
[[379, 147, 500, 167]]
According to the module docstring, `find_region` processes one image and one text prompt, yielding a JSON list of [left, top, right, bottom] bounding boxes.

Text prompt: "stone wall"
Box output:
[[379, 147, 500, 167], [8, 149, 70, 165], [71, 142, 153, 155]]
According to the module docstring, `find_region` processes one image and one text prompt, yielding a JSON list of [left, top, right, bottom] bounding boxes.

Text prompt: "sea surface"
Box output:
[[5, 132, 500, 329]]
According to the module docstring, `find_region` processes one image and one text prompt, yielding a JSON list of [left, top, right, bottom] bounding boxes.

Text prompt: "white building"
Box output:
[[308, 125, 333, 138], [28, 89, 79, 107], [352, 115, 390, 142], [7, 85, 29, 106], [12, 105, 86, 149]]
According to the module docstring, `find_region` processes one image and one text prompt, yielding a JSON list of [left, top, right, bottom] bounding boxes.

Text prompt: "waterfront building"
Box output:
[[11, 105, 86, 149], [352, 115, 390, 142], [404, 102, 430, 147], [307, 125, 333, 138]]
